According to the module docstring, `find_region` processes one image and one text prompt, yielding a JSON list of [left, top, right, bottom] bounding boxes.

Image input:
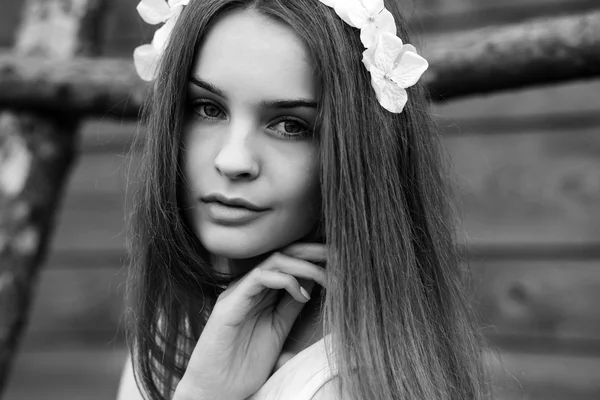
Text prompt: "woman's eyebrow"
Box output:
[[189, 76, 227, 99], [260, 99, 317, 109], [189, 76, 316, 109]]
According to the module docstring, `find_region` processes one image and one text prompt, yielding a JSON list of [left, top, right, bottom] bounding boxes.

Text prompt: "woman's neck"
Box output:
[[272, 283, 324, 372]]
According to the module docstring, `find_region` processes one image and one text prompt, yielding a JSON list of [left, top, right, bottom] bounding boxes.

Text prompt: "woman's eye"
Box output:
[[192, 101, 224, 119], [271, 119, 310, 138]]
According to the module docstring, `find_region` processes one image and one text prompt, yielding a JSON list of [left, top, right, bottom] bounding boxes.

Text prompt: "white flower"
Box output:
[[133, 44, 158, 82], [133, 0, 188, 81], [332, 0, 396, 47], [136, 0, 189, 24], [362, 32, 428, 113]]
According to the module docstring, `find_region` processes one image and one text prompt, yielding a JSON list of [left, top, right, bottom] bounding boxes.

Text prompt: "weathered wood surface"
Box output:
[[433, 80, 600, 121], [0, 10, 598, 117], [4, 347, 126, 400], [422, 10, 600, 100], [447, 127, 600, 247], [473, 260, 600, 350], [19, 266, 127, 349]]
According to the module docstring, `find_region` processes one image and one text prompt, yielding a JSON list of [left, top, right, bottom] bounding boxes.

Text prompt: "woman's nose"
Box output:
[[213, 126, 259, 180]]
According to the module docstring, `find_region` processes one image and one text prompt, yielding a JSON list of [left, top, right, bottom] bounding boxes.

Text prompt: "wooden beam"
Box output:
[[0, 11, 597, 118], [0, 0, 111, 394], [413, 0, 600, 34], [423, 10, 600, 100], [472, 259, 600, 351]]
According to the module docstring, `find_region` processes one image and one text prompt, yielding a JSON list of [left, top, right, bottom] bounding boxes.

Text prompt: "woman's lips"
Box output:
[[203, 201, 269, 225]]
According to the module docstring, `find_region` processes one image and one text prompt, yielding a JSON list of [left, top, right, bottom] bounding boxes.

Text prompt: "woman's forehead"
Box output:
[[191, 10, 316, 104]]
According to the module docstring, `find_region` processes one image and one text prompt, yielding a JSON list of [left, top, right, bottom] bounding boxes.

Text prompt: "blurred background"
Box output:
[[0, 0, 599, 399]]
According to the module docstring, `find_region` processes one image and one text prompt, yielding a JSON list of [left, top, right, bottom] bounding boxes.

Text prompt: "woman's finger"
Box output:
[[244, 268, 311, 303], [280, 242, 327, 263], [273, 279, 316, 334], [259, 252, 327, 289]]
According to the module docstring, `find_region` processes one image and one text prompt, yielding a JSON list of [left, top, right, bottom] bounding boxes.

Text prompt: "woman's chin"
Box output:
[[200, 233, 276, 261], [197, 224, 293, 259], [205, 244, 266, 260]]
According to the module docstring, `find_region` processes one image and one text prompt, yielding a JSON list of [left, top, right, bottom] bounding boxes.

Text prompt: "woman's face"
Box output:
[[181, 9, 321, 271]]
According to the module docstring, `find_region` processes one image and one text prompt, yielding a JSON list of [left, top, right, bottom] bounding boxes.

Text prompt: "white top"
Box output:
[[246, 334, 338, 400], [116, 334, 337, 400]]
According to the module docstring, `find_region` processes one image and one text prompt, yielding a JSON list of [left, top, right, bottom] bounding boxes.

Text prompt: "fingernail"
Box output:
[[300, 286, 311, 300]]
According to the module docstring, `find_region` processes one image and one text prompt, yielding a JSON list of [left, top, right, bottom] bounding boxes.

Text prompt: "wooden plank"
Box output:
[[79, 119, 136, 154], [46, 248, 125, 270], [3, 346, 126, 400], [430, 79, 600, 120], [445, 127, 600, 246], [4, 344, 600, 400], [472, 259, 600, 350], [51, 193, 127, 253], [51, 150, 134, 253], [21, 266, 127, 349], [488, 350, 600, 400]]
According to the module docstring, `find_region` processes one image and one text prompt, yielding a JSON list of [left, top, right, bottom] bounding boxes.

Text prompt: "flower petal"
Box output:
[[151, 15, 176, 51], [369, 67, 386, 97], [361, 0, 385, 16], [133, 44, 159, 81], [358, 9, 396, 47], [377, 80, 408, 113], [362, 46, 376, 71], [374, 8, 396, 36], [373, 32, 405, 73], [402, 44, 417, 54], [359, 23, 379, 48], [389, 51, 429, 88], [136, 0, 171, 25], [169, 0, 189, 7], [347, 3, 371, 28]]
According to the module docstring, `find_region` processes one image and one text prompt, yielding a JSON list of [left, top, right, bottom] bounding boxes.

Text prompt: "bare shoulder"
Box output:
[[311, 377, 343, 400]]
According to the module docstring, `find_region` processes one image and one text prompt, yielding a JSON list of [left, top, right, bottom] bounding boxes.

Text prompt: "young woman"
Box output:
[[117, 0, 490, 399]]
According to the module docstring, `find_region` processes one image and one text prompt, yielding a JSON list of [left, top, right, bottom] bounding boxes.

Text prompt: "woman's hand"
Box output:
[[174, 242, 327, 400]]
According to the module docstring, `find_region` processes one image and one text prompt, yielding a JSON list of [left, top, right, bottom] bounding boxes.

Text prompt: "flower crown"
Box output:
[[133, 0, 428, 114]]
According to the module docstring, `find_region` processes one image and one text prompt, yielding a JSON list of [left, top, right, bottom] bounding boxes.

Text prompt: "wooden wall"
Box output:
[[3, 0, 600, 399]]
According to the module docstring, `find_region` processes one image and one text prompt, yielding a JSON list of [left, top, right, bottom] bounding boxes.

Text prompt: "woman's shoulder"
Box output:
[[311, 377, 342, 400]]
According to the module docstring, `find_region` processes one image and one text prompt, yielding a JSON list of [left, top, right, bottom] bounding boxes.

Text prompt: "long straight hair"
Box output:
[[126, 0, 490, 399]]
